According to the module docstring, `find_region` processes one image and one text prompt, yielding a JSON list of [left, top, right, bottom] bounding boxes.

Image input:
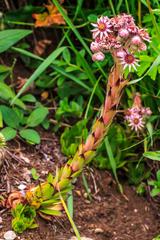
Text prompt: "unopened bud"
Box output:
[[139, 42, 147, 51], [90, 41, 100, 53], [92, 52, 105, 61], [131, 35, 142, 45], [118, 28, 129, 38], [116, 50, 126, 58]]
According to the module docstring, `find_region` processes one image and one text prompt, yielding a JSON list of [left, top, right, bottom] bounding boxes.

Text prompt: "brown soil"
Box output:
[[0, 131, 159, 240]]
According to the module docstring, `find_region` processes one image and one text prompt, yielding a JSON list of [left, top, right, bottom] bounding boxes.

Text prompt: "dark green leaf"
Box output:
[[21, 94, 37, 103], [1, 127, 17, 141], [0, 29, 32, 53], [143, 151, 160, 161], [19, 129, 40, 144], [31, 168, 39, 180], [27, 107, 49, 127], [0, 105, 20, 129]]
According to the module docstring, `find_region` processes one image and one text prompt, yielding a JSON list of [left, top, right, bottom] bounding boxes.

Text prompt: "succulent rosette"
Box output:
[[5, 13, 151, 234]]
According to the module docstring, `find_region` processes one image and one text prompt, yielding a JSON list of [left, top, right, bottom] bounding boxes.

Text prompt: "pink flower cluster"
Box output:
[[124, 94, 152, 132], [90, 14, 150, 71]]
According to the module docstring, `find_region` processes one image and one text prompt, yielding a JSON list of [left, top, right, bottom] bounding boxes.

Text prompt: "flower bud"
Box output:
[[138, 29, 150, 42], [92, 52, 105, 61], [118, 28, 129, 38], [141, 107, 152, 116], [131, 35, 142, 45], [90, 41, 100, 53], [139, 42, 147, 51], [116, 50, 126, 58], [146, 108, 152, 116]]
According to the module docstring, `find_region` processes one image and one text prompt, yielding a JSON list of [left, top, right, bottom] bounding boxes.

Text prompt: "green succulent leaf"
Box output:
[[39, 208, 62, 216]]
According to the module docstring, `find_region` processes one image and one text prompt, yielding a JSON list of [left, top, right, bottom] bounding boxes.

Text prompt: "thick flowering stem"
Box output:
[[18, 64, 128, 216], [5, 64, 128, 229], [4, 13, 150, 233], [69, 64, 127, 174]]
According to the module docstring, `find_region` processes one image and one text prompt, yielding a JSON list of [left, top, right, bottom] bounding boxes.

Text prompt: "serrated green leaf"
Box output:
[[129, 54, 160, 85]]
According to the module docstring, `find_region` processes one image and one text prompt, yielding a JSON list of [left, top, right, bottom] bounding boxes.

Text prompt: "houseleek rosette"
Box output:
[[4, 14, 150, 233]]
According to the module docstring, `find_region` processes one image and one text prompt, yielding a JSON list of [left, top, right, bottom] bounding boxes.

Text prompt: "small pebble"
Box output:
[[4, 231, 17, 240], [69, 237, 93, 240], [95, 228, 104, 234], [18, 183, 26, 191]]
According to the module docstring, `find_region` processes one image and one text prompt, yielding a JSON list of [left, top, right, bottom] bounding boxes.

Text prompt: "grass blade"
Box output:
[[82, 172, 92, 201], [84, 76, 102, 119], [105, 136, 123, 193], [67, 190, 74, 219], [59, 192, 81, 240], [11, 46, 66, 104], [12, 47, 91, 92], [52, 0, 106, 79], [65, 34, 104, 102]]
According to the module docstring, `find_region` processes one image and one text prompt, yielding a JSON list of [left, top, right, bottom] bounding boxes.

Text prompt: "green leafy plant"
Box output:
[[56, 97, 83, 120], [6, 11, 153, 234], [60, 119, 88, 157], [31, 168, 39, 180], [0, 104, 49, 144], [148, 170, 160, 197], [11, 204, 37, 233], [153, 235, 160, 240], [128, 163, 150, 185]]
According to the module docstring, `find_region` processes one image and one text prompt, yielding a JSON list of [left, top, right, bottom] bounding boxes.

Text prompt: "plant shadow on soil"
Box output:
[[0, 131, 160, 240]]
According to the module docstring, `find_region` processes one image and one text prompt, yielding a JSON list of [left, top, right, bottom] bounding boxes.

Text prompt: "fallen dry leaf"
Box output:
[[5, 191, 25, 209], [34, 39, 52, 56], [41, 91, 49, 101], [16, 76, 34, 92], [32, 3, 66, 28]]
